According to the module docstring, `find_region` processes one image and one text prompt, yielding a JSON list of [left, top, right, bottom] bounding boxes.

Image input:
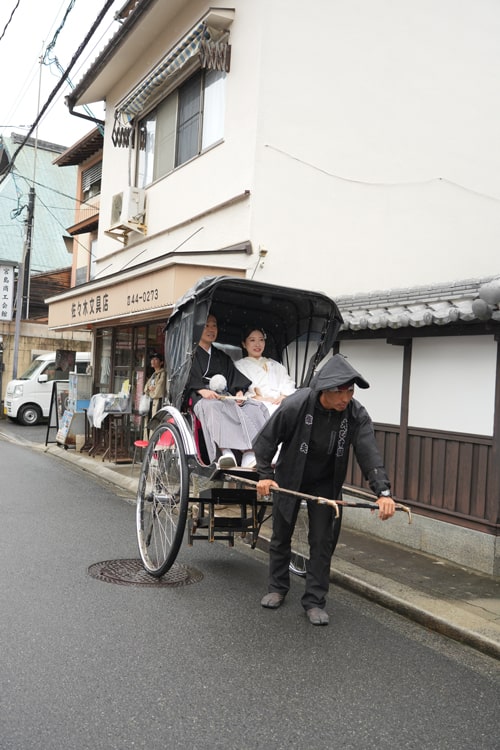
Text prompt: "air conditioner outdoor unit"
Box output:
[[109, 187, 146, 229]]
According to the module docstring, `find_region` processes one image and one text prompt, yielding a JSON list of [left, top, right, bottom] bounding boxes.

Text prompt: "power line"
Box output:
[[3, 2, 96, 128], [34, 191, 98, 263], [0, 0, 21, 44], [42, 0, 77, 69], [41, 0, 103, 125], [0, 0, 115, 185], [2, 170, 99, 262], [0, 161, 101, 229], [266, 144, 500, 204], [15, 171, 96, 208]]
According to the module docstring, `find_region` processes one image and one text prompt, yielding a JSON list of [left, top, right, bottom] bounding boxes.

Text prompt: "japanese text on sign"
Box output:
[[1, 264, 15, 321], [71, 294, 109, 319]]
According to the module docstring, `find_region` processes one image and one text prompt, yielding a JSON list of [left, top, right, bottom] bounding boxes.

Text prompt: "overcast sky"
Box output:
[[0, 0, 122, 148]]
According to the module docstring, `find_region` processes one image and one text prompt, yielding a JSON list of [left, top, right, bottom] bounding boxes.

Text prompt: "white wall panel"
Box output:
[[409, 336, 496, 435], [252, 0, 500, 295], [338, 340, 403, 424]]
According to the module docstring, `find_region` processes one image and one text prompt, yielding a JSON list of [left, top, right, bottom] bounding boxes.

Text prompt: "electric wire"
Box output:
[[2, 1, 110, 133], [0, 164, 99, 266], [32, 190, 96, 270], [41, 0, 107, 129], [0, 0, 115, 185], [265, 144, 500, 204], [0, 0, 21, 44]]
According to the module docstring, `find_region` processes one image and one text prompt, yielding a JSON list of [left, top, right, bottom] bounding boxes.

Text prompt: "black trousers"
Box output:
[[268, 498, 343, 610]]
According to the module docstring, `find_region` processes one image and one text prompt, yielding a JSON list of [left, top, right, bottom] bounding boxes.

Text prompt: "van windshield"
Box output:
[[19, 359, 49, 380]]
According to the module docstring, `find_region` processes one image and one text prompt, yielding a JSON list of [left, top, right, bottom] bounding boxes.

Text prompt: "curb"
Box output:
[[332, 566, 500, 661]]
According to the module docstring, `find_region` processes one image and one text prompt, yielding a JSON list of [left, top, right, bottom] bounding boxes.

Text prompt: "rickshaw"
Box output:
[[135, 275, 344, 577]]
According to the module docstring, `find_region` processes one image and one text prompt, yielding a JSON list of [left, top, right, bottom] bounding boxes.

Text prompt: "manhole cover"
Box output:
[[87, 559, 203, 587]]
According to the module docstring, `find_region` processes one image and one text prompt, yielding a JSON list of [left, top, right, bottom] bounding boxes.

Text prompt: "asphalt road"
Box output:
[[0, 430, 499, 750], [0, 417, 52, 446]]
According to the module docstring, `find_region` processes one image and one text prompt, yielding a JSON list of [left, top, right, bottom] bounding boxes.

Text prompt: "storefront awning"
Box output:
[[117, 22, 207, 119]]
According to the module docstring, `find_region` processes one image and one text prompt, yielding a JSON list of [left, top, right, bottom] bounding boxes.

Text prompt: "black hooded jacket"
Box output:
[[253, 355, 391, 520]]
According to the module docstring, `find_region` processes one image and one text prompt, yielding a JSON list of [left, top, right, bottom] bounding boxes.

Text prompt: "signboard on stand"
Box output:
[[45, 381, 74, 447], [56, 410, 74, 445]]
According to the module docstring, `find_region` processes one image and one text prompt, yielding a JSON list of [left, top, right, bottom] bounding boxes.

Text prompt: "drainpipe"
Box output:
[[64, 96, 105, 129]]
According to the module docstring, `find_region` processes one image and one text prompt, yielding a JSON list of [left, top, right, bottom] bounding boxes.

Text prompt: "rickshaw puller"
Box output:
[[253, 354, 396, 626]]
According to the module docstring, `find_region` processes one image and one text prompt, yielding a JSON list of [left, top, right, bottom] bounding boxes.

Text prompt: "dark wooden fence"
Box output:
[[345, 424, 498, 533]]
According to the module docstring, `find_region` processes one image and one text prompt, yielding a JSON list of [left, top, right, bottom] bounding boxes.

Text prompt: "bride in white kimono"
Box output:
[[235, 327, 296, 416]]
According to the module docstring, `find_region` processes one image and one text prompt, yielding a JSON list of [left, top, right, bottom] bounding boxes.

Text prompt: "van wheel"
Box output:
[[17, 404, 42, 426]]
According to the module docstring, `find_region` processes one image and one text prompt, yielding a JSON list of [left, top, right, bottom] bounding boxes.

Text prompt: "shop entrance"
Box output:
[[93, 322, 165, 456]]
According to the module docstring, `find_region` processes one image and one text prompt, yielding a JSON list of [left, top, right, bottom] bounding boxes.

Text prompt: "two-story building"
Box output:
[[47, 0, 499, 573]]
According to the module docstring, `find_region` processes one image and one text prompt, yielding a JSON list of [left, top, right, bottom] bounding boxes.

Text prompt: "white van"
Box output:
[[4, 351, 91, 425]]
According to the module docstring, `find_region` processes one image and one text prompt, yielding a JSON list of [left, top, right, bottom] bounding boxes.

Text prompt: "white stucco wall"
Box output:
[[337, 336, 496, 436], [409, 336, 496, 435], [338, 340, 404, 425], [250, 0, 500, 296], [91, 0, 500, 292], [95, 0, 265, 273]]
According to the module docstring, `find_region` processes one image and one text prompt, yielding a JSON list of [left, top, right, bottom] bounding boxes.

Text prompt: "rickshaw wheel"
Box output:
[[289, 501, 308, 577], [136, 421, 189, 577]]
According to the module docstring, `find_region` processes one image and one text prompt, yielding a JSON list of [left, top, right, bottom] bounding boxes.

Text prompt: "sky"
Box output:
[[0, 0, 122, 148]]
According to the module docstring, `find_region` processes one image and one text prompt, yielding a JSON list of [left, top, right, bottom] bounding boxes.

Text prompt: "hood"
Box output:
[[311, 354, 370, 391]]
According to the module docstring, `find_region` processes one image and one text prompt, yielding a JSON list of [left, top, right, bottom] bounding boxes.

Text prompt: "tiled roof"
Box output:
[[336, 277, 500, 331], [53, 127, 103, 167], [0, 134, 77, 273]]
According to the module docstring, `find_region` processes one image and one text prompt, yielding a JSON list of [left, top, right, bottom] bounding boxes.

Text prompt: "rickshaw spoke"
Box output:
[[136, 422, 188, 577], [290, 500, 309, 577]]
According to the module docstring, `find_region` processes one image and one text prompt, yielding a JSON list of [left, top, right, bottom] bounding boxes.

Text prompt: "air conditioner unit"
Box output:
[[109, 187, 146, 229]]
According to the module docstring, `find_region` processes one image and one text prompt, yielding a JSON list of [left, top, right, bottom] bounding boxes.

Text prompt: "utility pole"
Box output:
[[22, 187, 35, 319], [12, 187, 35, 379]]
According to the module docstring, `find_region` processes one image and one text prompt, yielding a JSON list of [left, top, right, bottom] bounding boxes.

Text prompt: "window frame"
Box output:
[[81, 162, 102, 201], [135, 67, 226, 187]]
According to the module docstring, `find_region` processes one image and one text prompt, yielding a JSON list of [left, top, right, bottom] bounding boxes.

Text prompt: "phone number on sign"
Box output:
[[127, 289, 159, 305]]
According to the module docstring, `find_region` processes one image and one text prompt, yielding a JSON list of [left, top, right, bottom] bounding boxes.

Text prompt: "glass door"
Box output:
[[114, 327, 133, 394]]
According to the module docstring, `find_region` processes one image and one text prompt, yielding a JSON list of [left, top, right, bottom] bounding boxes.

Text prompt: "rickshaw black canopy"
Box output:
[[164, 276, 343, 411]]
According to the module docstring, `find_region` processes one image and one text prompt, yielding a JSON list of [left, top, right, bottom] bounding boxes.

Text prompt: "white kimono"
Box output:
[[235, 357, 296, 415]]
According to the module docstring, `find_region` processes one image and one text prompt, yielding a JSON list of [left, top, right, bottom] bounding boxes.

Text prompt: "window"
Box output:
[[137, 69, 225, 186], [81, 162, 102, 201]]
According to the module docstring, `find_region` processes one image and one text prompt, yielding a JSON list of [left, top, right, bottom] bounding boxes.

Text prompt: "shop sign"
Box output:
[[68, 283, 161, 322], [48, 264, 243, 330], [49, 265, 191, 329], [71, 293, 110, 320], [1, 263, 15, 321]]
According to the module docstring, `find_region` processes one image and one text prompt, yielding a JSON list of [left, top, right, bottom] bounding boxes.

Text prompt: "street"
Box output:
[[0, 429, 499, 750]]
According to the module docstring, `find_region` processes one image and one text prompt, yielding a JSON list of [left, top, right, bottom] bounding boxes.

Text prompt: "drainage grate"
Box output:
[[87, 559, 204, 587]]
